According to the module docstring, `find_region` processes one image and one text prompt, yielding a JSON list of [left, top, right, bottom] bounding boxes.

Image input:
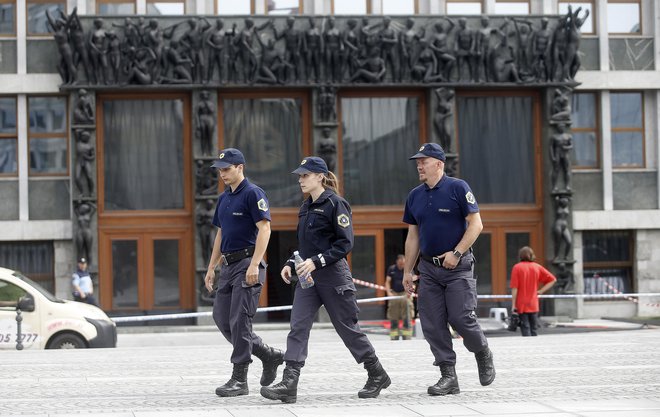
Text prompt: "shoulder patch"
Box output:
[[465, 191, 476, 205], [337, 213, 350, 228], [257, 198, 269, 212]]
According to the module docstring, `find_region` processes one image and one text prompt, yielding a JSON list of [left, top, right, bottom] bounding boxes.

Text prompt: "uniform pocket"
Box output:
[[463, 277, 478, 311], [334, 283, 356, 295]]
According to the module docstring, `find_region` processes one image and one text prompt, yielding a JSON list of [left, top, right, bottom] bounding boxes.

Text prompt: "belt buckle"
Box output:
[[221, 255, 229, 266], [432, 256, 443, 267]]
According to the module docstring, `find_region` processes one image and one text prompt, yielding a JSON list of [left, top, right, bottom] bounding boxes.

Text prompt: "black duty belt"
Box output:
[[221, 246, 255, 265], [420, 254, 446, 267]]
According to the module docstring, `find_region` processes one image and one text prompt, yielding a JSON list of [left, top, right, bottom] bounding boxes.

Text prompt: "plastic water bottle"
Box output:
[[293, 251, 315, 289]]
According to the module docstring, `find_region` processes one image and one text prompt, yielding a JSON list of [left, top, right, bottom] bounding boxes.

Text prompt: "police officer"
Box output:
[[204, 148, 284, 397], [260, 157, 390, 404], [402, 143, 495, 396]]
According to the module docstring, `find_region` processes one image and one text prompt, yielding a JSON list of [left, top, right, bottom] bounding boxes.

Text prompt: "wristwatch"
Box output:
[[452, 249, 463, 259]]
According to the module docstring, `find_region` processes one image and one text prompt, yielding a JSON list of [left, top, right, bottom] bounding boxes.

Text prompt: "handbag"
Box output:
[[507, 312, 520, 331]]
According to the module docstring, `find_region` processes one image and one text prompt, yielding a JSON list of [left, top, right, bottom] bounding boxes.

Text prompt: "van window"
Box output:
[[0, 279, 27, 308]]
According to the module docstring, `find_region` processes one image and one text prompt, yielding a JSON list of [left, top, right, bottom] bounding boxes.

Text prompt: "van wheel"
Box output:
[[48, 333, 86, 349]]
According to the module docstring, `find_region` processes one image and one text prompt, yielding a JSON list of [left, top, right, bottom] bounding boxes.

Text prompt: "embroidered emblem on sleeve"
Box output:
[[337, 214, 350, 228], [257, 198, 269, 212], [466, 191, 476, 205]]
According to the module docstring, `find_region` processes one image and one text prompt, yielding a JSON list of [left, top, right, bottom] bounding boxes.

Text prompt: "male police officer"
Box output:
[[204, 148, 284, 397], [402, 143, 495, 395]]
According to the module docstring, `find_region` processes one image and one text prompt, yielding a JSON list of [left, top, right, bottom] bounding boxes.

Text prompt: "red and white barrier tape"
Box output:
[[352, 278, 417, 298], [596, 275, 660, 308]]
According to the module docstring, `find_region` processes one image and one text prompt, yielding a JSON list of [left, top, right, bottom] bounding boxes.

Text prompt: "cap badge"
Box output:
[[301, 159, 307, 165], [219, 153, 225, 159], [419, 145, 425, 151]]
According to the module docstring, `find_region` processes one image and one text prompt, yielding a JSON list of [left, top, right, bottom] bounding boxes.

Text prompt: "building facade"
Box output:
[[0, 0, 658, 320]]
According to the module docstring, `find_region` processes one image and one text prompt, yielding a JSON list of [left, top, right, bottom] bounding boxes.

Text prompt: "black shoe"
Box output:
[[260, 365, 300, 404], [358, 358, 391, 398], [475, 347, 496, 386], [427, 364, 460, 396], [215, 362, 249, 397], [253, 343, 285, 386]]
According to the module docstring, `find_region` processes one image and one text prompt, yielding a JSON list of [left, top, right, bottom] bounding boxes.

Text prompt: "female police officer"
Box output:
[[260, 156, 390, 403]]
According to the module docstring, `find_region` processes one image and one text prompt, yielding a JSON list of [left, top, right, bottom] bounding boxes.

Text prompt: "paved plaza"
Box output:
[[1, 325, 660, 417]]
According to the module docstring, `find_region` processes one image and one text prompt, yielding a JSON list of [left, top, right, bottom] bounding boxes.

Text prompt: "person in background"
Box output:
[[72, 258, 97, 306], [385, 254, 414, 340]]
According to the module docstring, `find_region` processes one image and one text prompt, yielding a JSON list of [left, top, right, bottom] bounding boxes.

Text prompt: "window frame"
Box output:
[[494, 0, 530, 15], [571, 91, 600, 169], [0, 95, 17, 177], [610, 91, 645, 169], [215, 0, 254, 15], [96, 0, 136, 15], [265, 0, 302, 15], [27, 94, 69, 177], [558, 0, 596, 35], [606, 0, 641, 35], [146, 0, 186, 15], [0, 0, 16, 37], [445, 0, 483, 15], [380, 0, 418, 15], [331, 0, 371, 14], [26, 0, 66, 37], [582, 230, 635, 297]]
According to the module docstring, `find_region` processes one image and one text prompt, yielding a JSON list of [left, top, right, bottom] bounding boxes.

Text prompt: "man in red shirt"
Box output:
[[510, 246, 556, 336]]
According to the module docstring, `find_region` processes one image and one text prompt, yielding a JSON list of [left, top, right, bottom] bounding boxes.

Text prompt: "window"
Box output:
[[446, 0, 482, 15], [570, 92, 599, 168], [28, 96, 68, 175], [266, 0, 301, 15], [332, 0, 368, 14], [610, 92, 644, 168], [0, 0, 15, 35], [607, 0, 640, 34], [0, 97, 17, 175], [0, 241, 55, 294], [494, 0, 529, 15], [340, 93, 423, 205], [0, 279, 27, 307], [558, 1, 595, 34], [583, 231, 633, 298], [97, 0, 135, 15], [27, 0, 65, 35], [381, 0, 416, 14], [147, 0, 184, 15], [217, 0, 252, 14]]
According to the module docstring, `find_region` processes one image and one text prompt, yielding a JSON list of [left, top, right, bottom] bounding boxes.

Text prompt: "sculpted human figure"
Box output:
[[565, 5, 589, 80], [350, 47, 385, 83], [324, 17, 343, 83], [360, 17, 379, 58], [512, 19, 533, 76], [143, 19, 166, 81], [453, 18, 474, 82], [254, 28, 288, 84], [474, 16, 493, 82], [342, 19, 360, 81], [552, 14, 569, 81], [46, 9, 76, 84], [318, 85, 336, 122], [433, 88, 455, 152], [490, 22, 521, 83], [274, 16, 303, 82], [206, 19, 228, 83], [236, 18, 270, 83], [107, 30, 121, 83], [74, 129, 95, 197], [551, 87, 572, 122], [181, 18, 211, 83], [113, 17, 141, 49], [555, 262, 574, 293], [429, 18, 456, 82], [303, 18, 323, 83], [531, 18, 552, 82], [89, 18, 110, 85], [197, 199, 216, 267], [411, 39, 440, 83], [74, 201, 96, 264], [552, 196, 572, 261], [73, 89, 94, 124], [196, 90, 216, 155], [400, 18, 424, 81], [379, 16, 399, 82], [123, 46, 157, 85], [317, 127, 337, 172], [68, 8, 92, 83], [160, 40, 193, 84], [550, 123, 573, 192]]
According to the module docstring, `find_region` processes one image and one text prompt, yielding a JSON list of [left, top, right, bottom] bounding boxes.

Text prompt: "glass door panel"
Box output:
[[111, 239, 139, 309], [351, 231, 385, 320], [153, 239, 180, 307], [472, 233, 492, 296]]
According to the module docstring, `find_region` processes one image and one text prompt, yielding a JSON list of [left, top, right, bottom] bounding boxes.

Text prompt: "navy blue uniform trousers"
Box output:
[[417, 253, 488, 366], [212, 257, 265, 364], [284, 259, 375, 365]]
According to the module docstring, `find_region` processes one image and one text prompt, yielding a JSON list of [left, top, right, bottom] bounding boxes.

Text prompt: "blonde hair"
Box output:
[[322, 171, 340, 195]]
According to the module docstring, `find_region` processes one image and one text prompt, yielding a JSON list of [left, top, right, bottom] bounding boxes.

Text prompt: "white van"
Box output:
[[0, 267, 116, 349]]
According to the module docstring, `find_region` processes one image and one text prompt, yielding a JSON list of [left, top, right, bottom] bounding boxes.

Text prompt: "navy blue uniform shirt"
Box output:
[[403, 175, 479, 256], [212, 178, 271, 253], [287, 190, 354, 270], [387, 264, 405, 292]]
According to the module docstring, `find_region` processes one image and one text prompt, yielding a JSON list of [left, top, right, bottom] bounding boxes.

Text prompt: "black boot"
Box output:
[[260, 364, 301, 404], [358, 358, 391, 398], [427, 363, 460, 396], [475, 347, 496, 386], [215, 362, 249, 397], [252, 343, 285, 386]]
